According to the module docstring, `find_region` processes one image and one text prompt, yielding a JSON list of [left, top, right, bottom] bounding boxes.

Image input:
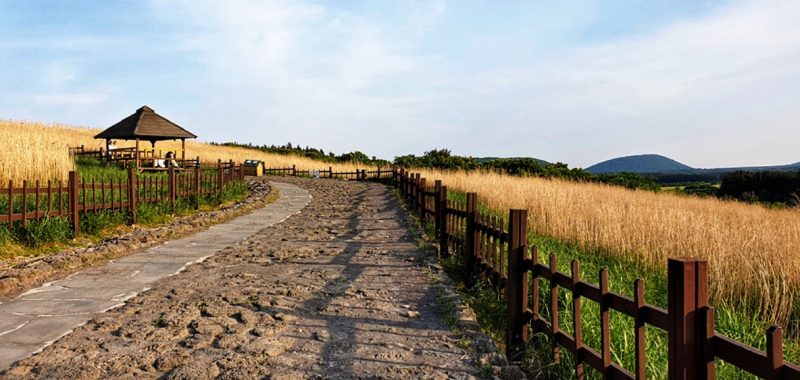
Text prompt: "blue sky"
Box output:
[[1, 0, 798, 168]]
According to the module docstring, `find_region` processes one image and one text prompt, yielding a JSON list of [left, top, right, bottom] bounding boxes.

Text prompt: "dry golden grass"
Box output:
[[0, 119, 372, 183], [415, 169, 800, 328], [0, 120, 93, 183]]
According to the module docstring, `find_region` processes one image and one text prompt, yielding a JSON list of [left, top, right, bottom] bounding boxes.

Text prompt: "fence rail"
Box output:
[[391, 168, 800, 380], [262, 164, 394, 181], [1, 163, 245, 235]]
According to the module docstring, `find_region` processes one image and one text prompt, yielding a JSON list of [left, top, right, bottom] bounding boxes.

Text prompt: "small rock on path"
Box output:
[[4, 177, 482, 379]]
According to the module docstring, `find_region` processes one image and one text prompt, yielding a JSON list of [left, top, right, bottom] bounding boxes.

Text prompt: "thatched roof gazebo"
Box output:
[[95, 105, 197, 167]]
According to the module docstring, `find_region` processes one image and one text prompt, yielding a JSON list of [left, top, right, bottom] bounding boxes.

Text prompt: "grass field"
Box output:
[[0, 119, 374, 183], [416, 169, 800, 335]]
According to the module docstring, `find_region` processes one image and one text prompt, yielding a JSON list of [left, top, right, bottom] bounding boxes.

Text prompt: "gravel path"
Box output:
[[3, 178, 482, 379]]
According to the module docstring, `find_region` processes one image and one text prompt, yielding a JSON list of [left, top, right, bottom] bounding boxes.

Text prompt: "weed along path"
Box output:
[[0, 182, 311, 372], [1, 178, 487, 379]]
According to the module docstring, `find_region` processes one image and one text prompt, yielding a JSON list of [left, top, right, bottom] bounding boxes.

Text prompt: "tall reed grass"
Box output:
[[416, 169, 800, 331], [0, 119, 373, 183]]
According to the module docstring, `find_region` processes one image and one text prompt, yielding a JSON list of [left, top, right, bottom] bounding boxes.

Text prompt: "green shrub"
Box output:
[[13, 217, 71, 247], [136, 202, 172, 225], [219, 181, 248, 204], [0, 224, 12, 245], [80, 210, 128, 235]]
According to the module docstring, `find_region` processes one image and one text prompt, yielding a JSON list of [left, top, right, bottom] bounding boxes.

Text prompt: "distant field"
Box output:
[[0, 119, 372, 183], [417, 168, 800, 332]]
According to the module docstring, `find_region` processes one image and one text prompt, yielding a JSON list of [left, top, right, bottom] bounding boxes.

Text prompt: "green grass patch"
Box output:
[[80, 209, 129, 235], [12, 217, 72, 248]]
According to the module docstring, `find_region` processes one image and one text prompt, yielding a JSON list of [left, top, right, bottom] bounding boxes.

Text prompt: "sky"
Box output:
[[0, 0, 798, 168]]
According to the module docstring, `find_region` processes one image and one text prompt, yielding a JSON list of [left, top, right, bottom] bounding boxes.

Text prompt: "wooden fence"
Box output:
[[1, 163, 245, 235], [385, 167, 799, 380], [262, 164, 395, 181], [68, 145, 104, 159]]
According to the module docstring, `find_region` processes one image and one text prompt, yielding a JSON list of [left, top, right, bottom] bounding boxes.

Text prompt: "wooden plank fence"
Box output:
[[262, 164, 394, 181], [1, 163, 245, 235], [391, 168, 800, 380]]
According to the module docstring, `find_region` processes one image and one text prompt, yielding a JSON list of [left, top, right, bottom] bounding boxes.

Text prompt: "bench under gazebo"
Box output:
[[94, 105, 197, 169]]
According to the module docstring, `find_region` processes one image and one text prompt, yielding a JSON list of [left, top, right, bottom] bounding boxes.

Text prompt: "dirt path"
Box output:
[[4, 178, 484, 379]]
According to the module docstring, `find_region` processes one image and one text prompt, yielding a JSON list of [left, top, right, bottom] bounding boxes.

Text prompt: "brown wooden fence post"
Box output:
[[414, 173, 421, 210], [668, 258, 709, 380], [464, 192, 478, 287], [434, 180, 442, 232], [21, 180, 28, 227], [399, 169, 405, 191], [405, 172, 411, 203], [403, 171, 409, 199], [439, 185, 448, 257], [361, 169, 366, 181], [194, 165, 201, 210], [168, 167, 176, 213], [128, 168, 137, 224], [217, 163, 224, 199], [68, 171, 80, 235], [292, 164, 296, 176], [506, 209, 529, 358], [329, 166, 333, 179], [418, 178, 427, 221]]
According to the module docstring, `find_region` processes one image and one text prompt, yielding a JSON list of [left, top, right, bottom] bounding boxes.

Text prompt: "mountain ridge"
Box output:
[[586, 154, 800, 174]]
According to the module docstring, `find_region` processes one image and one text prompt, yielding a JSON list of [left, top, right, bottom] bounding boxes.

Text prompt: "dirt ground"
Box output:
[[4, 178, 489, 379]]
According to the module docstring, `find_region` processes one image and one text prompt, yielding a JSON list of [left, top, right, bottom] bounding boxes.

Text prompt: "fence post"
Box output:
[[668, 258, 709, 380], [329, 166, 333, 179], [438, 185, 449, 257], [128, 168, 137, 224], [194, 165, 201, 210], [434, 180, 442, 232], [418, 178, 427, 220], [69, 171, 80, 235], [414, 173, 421, 210], [465, 192, 478, 287], [407, 172, 412, 201], [217, 162, 224, 199], [168, 167, 176, 213], [361, 169, 366, 181], [292, 164, 296, 177], [507, 209, 529, 358], [239, 164, 244, 180]]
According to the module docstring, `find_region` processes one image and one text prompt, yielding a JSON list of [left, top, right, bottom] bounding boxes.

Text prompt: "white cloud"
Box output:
[[39, 63, 76, 87]]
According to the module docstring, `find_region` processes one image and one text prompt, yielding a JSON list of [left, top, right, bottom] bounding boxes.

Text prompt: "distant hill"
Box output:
[[586, 154, 694, 174], [476, 157, 549, 165]]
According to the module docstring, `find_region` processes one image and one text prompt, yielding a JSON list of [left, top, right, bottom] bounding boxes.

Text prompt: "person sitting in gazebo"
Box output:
[[107, 140, 117, 159], [154, 152, 180, 168]]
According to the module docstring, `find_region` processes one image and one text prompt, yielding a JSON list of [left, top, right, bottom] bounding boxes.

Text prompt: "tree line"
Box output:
[[215, 142, 800, 203]]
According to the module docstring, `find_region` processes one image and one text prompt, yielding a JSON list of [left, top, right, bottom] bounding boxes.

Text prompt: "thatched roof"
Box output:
[[94, 106, 197, 142]]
